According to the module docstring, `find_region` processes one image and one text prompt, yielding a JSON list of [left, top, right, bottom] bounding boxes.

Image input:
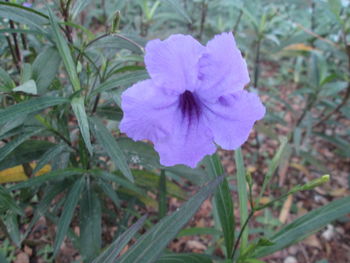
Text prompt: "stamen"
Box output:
[[179, 91, 201, 123]]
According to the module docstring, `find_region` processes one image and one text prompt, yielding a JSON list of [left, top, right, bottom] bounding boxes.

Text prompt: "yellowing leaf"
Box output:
[[329, 188, 348, 197], [279, 195, 293, 224], [259, 197, 271, 205], [0, 163, 51, 184], [290, 162, 310, 177], [283, 43, 315, 52], [0, 166, 28, 183]]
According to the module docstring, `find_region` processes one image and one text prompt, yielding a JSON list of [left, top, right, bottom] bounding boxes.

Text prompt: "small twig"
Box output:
[[231, 210, 255, 260], [5, 35, 20, 72], [22, 163, 33, 177], [5, 0, 21, 65], [0, 219, 13, 244], [76, 32, 144, 63], [91, 93, 100, 114], [253, 38, 262, 89], [294, 95, 316, 128], [310, 0, 316, 32], [35, 115, 78, 152], [292, 22, 339, 48], [20, 33, 28, 50], [299, 243, 311, 263], [314, 81, 350, 127], [60, 0, 73, 43], [314, 34, 350, 127], [233, 9, 243, 35], [198, 0, 208, 40], [102, 0, 108, 32], [253, 37, 262, 148], [183, 0, 188, 11], [158, 169, 167, 219], [9, 20, 21, 63]]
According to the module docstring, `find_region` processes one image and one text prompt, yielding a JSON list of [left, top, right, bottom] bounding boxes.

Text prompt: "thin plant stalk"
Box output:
[[198, 0, 208, 40], [233, 9, 243, 35], [234, 149, 249, 254]]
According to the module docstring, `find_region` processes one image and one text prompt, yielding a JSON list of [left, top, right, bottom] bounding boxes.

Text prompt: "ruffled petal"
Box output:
[[145, 34, 205, 94], [203, 90, 265, 149], [154, 112, 216, 168], [119, 80, 177, 142], [198, 32, 250, 100]]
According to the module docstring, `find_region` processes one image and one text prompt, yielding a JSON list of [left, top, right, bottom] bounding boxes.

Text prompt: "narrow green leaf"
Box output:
[[158, 170, 167, 219], [23, 183, 67, 241], [117, 176, 224, 263], [117, 137, 160, 169], [0, 185, 23, 216], [0, 251, 9, 263], [95, 106, 123, 121], [232, 3, 259, 31], [71, 97, 93, 155], [20, 63, 32, 83], [234, 149, 249, 252], [9, 168, 85, 191], [90, 70, 148, 97], [327, 0, 341, 17], [97, 178, 120, 208], [258, 138, 289, 200], [156, 253, 213, 263], [48, 9, 81, 91], [92, 215, 147, 263], [0, 97, 68, 126], [13, 80, 37, 95], [133, 170, 187, 200], [91, 170, 141, 194], [118, 138, 209, 185], [254, 196, 350, 257], [177, 227, 222, 238], [91, 117, 133, 182], [205, 154, 235, 258], [87, 34, 145, 54], [163, 0, 192, 23], [53, 176, 85, 256], [245, 259, 266, 263], [32, 144, 69, 174], [32, 47, 61, 92], [0, 140, 54, 171], [0, 2, 48, 33], [0, 67, 15, 91], [165, 165, 210, 186], [2, 212, 21, 246], [0, 128, 43, 163], [71, 0, 91, 19], [80, 184, 101, 262]]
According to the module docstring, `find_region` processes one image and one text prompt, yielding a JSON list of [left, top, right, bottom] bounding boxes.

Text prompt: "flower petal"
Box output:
[[145, 34, 205, 94], [154, 113, 216, 168], [203, 90, 265, 149], [119, 80, 177, 142], [198, 32, 250, 100]]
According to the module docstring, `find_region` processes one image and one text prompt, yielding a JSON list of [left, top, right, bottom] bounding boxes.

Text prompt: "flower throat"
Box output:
[[179, 90, 201, 122]]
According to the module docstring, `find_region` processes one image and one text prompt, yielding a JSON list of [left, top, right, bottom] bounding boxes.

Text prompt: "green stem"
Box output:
[[233, 10, 243, 35], [35, 115, 77, 151], [198, 0, 208, 40], [231, 210, 255, 261], [5, 35, 20, 72], [158, 169, 167, 219], [234, 149, 249, 253]]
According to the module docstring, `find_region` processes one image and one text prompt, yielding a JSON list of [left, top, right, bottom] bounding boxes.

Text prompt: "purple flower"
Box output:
[[120, 32, 265, 168], [22, 2, 32, 8]]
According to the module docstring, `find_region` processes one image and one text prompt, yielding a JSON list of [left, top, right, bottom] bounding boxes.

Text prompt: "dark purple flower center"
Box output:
[[179, 90, 201, 123]]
